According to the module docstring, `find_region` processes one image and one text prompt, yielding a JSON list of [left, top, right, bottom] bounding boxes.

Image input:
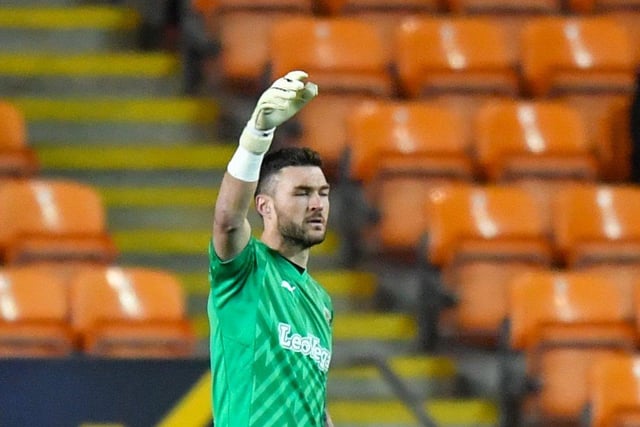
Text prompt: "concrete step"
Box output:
[[327, 400, 419, 427], [388, 355, 460, 400], [7, 97, 218, 143], [0, 52, 182, 96], [0, 6, 140, 53], [35, 144, 234, 170], [423, 399, 498, 427], [329, 365, 398, 400]]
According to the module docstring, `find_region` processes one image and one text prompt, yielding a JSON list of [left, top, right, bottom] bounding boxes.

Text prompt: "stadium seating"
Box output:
[[318, 0, 441, 57], [569, 0, 640, 12], [500, 270, 636, 426], [421, 184, 553, 345], [583, 352, 640, 427], [69, 266, 195, 358], [339, 100, 474, 261], [344, 100, 474, 183], [393, 16, 519, 99], [0, 266, 74, 357], [0, 101, 39, 180], [268, 16, 393, 96], [0, 178, 118, 265], [472, 99, 600, 182], [520, 16, 635, 98], [551, 183, 640, 268], [268, 16, 393, 176], [193, 0, 313, 91], [446, 0, 563, 14], [319, 0, 441, 15]]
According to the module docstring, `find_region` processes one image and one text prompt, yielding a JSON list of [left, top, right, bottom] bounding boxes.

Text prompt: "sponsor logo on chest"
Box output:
[[278, 322, 331, 372]]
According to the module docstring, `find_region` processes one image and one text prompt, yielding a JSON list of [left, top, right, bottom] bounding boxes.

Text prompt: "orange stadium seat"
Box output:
[[69, 266, 195, 358], [340, 100, 474, 261], [501, 270, 636, 426], [569, 0, 640, 12], [422, 184, 553, 345], [584, 352, 640, 427], [446, 0, 563, 13], [425, 184, 552, 269], [393, 16, 520, 99], [579, 264, 640, 316], [551, 183, 640, 268], [319, 0, 441, 15], [268, 17, 394, 176], [345, 100, 474, 184], [520, 16, 635, 98], [193, 0, 313, 91], [0, 266, 73, 357], [473, 99, 600, 183], [520, 16, 636, 176], [268, 16, 393, 96], [317, 0, 442, 57], [0, 179, 118, 265], [607, 10, 640, 65], [0, 101, 39, 180]]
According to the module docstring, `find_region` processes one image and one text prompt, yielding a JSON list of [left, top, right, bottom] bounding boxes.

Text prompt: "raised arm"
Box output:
[[212, 71, 318, 260]]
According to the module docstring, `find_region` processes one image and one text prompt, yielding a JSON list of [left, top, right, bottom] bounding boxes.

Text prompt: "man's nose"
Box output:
[[309, 193, 324, 210]]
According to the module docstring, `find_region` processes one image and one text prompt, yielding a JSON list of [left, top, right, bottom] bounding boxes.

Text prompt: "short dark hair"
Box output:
[[256, 147, 323, 195]]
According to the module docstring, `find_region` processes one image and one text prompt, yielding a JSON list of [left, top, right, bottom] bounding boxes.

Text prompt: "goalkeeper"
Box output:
[[208, 70, 334, 426]]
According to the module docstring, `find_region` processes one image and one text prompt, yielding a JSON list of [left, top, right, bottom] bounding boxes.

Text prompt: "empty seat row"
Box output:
[[496, 268, 640, 426], [403, 183, 640, 348], [0, 101, 38, 180], [194, 5, 640, 96], [0, 178, 117, 266], [0, 264, 195, 358], [584, 351, 640, 427], [194, 0, 640, 16], [343, 97, 623, 184]]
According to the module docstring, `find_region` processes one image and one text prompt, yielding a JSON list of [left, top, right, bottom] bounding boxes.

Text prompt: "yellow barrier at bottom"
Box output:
[[157, 371, 213, 427]]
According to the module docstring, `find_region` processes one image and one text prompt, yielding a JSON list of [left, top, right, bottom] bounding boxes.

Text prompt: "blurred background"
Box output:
[[1, 0, 640, 426]]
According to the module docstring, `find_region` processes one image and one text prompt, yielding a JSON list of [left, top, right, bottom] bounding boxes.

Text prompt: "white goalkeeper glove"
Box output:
[[239, 70, 318, 155]]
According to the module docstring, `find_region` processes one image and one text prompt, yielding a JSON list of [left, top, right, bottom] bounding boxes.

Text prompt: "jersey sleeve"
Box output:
[[208, 236, 259, 305]]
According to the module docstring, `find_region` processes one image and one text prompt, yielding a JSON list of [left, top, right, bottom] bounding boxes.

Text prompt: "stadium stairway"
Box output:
[[0, 1, 499, 425]]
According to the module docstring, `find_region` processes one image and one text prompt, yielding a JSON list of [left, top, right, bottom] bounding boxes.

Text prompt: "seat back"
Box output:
[[552, 184, 640, 267], [69, 266, 194, 357], [587, 353, 640, 427], [473, 99, 599, 181], [0, 179, 117, 264], [345, 100, 473, 183], [0, 101, 26, 151], [0, 101, 38, 177], [321, 0, 441, 14], [520, 16, 635, 97], [425, 184, 552, 267], [269, 17, 392, 96], [394, 16, 519, 98], [210, 0, 311, 11], [447, 0, 562, 13], [508, 270, 632, 350], [0, 266, 72, 357]]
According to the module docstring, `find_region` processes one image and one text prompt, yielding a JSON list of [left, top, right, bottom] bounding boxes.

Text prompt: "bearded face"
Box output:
[[261, 165, 330, 250], [274, 203, 327, 249]]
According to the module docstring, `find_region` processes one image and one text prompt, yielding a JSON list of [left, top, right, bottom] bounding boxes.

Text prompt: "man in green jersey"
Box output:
[[208, 70, 334, 426]]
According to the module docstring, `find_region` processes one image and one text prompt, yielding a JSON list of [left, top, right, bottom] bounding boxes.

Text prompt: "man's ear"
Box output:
[[255, 194, 271, 217]]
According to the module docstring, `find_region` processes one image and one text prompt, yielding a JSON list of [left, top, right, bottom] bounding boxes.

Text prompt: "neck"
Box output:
[[261, 230, 310, 269]]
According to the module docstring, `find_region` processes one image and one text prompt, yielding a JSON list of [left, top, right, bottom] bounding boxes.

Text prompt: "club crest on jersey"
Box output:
[[323, 306, 332, 324], [278, 323, 331, 372]]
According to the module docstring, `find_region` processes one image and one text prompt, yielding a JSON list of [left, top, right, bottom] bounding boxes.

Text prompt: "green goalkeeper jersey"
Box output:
[[208, 237, 333, 426]]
